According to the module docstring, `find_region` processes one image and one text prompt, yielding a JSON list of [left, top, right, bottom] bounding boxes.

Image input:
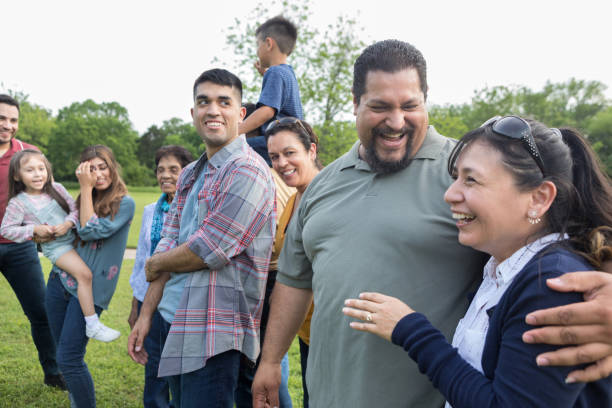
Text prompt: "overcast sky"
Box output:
[[3, 0, 611, 133]]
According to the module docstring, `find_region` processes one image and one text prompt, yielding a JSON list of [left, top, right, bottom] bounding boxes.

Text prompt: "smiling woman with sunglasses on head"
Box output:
[[266, 117, 322, 408], [343, 116, 612, 407]]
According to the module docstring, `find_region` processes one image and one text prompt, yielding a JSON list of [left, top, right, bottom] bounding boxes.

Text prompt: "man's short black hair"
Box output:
[[0, 94, 20, 112], [255, 15, 298, 56], [353, 40, 428, 104], [193, 69, 243, 101]]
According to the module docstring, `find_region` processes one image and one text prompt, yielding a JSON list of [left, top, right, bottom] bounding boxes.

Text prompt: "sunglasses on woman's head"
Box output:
[[480, 115, 547, 176], [269, 117, 310, 136]]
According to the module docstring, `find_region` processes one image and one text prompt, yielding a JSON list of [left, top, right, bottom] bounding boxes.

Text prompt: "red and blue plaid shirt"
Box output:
[[156, 135, 276, 376]]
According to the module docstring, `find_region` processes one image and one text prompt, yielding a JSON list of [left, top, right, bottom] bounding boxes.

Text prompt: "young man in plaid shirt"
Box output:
[[128, 69, 276, 407]]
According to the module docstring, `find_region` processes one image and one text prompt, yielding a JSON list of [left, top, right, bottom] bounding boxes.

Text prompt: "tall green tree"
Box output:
[[315, 121, 358, 166], [587, 107, 612, 176], [137, 117, 202, 172], [5, 90, 56, 153], [47, 99, 150, 185], [16, 101, 56, 154], [450, 78, 609, 132], [428, 105, 470, 140], [215, 0, 365, 158]]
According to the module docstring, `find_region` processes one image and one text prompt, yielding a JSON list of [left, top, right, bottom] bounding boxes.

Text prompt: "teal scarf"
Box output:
[[150, 193, 170, 256]]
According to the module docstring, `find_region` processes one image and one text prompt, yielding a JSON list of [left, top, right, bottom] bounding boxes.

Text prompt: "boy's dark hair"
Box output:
[[155, 145, 194, 168], [192, 69, 243, 101], [243, 102, 257, 118], [353, 40, 428, 104], [0, 94, 20, 112], [255, 15, 298, 56]]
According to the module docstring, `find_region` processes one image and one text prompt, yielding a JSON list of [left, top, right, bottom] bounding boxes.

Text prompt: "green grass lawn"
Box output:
[[0, 233, 305, 406], [0, 258, 305, 407]]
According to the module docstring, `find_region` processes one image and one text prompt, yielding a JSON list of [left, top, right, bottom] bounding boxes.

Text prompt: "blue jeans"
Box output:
[[46, 272, 101, 407], [235, 269, 292, 408], [162, 325, 241, 408], [0, 241, 59, 376], [137, 301, 172, 408], [235, 353, 291, 408]]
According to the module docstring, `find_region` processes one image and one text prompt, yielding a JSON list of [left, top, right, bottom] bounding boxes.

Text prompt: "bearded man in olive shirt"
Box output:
[[252, 41, 612, 407]]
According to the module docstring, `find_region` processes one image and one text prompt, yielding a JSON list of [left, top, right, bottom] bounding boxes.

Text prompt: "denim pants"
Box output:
[[137, 301, 172, 408], [46, 272, 101, 408], [234, 270, 292, 408], [160, 317, 242, 408], [0, 241, 59, 376], [235, 353, 291, 407]]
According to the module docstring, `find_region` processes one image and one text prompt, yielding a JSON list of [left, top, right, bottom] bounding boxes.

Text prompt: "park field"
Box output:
[[0, 189, 305, 407]]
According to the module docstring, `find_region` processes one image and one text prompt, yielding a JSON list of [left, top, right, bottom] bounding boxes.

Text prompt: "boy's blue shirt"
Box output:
[[257, 64, 303, 134]]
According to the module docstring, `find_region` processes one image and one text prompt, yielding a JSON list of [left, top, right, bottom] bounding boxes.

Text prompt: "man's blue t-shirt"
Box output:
[[257, 64, 303, 133]]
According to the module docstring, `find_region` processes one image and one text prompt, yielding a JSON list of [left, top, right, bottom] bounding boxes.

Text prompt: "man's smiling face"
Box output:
[[191, 81, 245, 158], [354, 68, 428, 174], [0, 103, 19, 146]]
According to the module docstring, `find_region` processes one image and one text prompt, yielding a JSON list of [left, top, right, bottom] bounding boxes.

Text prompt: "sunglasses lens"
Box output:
[[480, 116, 501, 128], [488, 116, 546, 176], [492, 116, 529, 140]]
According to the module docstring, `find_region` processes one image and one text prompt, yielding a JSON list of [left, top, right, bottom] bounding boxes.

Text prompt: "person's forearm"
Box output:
[[238, 106, 275, 135], [139, 274, 170, 320], [131, 296, 139, 311], [260, 282, 313, 364], [79, 188, 95, 226], [151, 243, 208, 274]]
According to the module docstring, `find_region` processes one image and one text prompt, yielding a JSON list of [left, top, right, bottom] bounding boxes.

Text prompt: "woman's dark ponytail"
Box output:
[[560, 128, 612, 267]]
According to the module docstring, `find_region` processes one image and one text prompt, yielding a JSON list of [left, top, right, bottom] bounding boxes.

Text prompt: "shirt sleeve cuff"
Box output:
[[187, 235, 229, 270], [391, 313, 427, 346], [276, 272, 312, 289], [154, 237, 177, 254], [26, 224, 35, 240]]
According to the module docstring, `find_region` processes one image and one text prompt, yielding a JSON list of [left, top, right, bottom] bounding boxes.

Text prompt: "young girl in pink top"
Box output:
[[0, 149, 119, 342]]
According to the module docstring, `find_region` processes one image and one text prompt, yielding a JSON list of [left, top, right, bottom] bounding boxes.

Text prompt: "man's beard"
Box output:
[[364, 125, 415, 175]]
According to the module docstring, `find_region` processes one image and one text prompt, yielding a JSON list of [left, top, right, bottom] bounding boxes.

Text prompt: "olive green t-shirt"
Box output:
[[278, 126, 487, 408]]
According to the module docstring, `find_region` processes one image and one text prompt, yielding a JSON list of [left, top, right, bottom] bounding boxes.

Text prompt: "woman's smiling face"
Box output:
[[444, 140, 538, 262], [267, 129, 318, 192], [156, 155, 183, 198]]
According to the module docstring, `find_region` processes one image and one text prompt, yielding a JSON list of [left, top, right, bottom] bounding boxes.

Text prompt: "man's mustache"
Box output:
[[371, 125, 414, 138]]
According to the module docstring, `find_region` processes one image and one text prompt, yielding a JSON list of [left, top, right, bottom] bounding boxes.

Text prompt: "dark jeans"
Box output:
[[137, 301, 172, 408], [46, 272, 101, 407], [235, 270, 292, 408], [161, 315, 241, 408], [298, 337, 309, 408], [0, 241, 59, 376]]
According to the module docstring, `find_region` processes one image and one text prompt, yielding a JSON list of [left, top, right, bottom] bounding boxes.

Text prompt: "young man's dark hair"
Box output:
[[352, 39, 428, 103], [192, 68, 243, 100], [0, 94, 20, 112], [255, 15, 298, 56]]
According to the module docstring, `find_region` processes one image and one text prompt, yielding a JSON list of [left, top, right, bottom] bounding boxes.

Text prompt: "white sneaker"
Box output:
[[86, 322, 120, 342]]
